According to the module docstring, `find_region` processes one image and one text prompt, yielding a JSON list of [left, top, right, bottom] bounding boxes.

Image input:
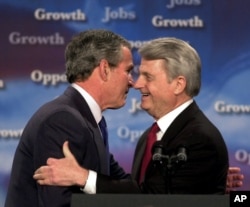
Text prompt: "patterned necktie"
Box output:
[[139, 122, 160, 183]]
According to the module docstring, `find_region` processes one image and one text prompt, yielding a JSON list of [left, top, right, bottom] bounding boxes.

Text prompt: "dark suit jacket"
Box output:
[[5, 86, 128, 207], [97, 101, 229, 194]]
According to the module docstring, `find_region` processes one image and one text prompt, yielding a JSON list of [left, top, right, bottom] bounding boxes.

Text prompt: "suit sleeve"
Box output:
[[34, 111, 93, 207], [96, 174, 141, 194], [109, 154, 130, 179]]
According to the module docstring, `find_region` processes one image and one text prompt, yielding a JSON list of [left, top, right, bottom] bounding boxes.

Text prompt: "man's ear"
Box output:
[[99, 59, 110, 81], [174, 76, 186, 95]]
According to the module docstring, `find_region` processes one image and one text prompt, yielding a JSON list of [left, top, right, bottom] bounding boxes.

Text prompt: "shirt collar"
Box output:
[[71, 83, 102, 124], [157, 99, 193, 135]]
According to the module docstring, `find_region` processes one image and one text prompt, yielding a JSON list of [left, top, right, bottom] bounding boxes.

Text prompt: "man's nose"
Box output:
[[128, 75, 134, 87], [133, 79, 141, 89]]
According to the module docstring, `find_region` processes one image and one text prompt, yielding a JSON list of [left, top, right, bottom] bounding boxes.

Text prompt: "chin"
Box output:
[[109, 103, 125, 110], [142, 106, 153, 114], [140, 103, 148, 110]]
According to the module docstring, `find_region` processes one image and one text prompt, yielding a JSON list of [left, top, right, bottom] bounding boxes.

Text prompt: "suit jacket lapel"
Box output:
[[161, 101, 200, 145], [64, 86, 109, 174], [131, 127, 150, 180]]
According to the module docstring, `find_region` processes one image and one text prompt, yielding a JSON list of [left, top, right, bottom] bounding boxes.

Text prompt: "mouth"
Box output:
[[141, 92, 150, 97]]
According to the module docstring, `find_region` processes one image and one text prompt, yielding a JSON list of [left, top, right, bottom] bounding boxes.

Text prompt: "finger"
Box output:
[[34, 166, 48, 174], [36, 178, 51, 185], [36, 180, 45, 185], [33, 166, 47, 177], [33, 173, 42, 180], [236, 181, 243, 187], [34, 167, 42, 174], [33, 170, 46, 181], [234, 174, 244, 179], [228, 167, 241, 173], [62, 141, 74, 159]]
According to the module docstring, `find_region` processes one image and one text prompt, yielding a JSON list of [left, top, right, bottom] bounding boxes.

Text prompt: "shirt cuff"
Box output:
[[80, 170, 97, 194]]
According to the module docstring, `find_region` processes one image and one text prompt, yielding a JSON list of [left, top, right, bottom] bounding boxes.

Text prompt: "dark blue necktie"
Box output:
[[98, 116, 109, 147], [98, 116, 110, 174]]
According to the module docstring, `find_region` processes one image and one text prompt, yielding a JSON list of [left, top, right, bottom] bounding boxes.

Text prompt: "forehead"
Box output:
[[139, 58, 166, 72], [118, 46, 133, 68], [121, 46, 133, 61]]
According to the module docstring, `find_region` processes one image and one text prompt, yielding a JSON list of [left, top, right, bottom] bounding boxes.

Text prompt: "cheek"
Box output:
[[156, 81, 173, 95], [111, 84, 124, 98], [149, 82, 164, 96], [152, 86, 172, 104], [119, 75, 130, 89], [114, 74, 127, 84]]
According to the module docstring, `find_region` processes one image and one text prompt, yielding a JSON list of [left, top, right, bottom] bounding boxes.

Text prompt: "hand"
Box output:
[[226, 167, 244, 193], [33, 141, 88, 187]]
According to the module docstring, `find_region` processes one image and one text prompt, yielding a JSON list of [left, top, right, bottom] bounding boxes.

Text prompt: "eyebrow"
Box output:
[[140, 70, 154, 78]]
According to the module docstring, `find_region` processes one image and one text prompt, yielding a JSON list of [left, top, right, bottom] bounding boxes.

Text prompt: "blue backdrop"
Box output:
[[1, 0, 250, 206]]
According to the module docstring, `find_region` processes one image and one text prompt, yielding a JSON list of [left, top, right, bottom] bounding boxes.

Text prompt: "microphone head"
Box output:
[[151, 141, 164, 161], [176, 147, 187, 162], [151, 141, 164, 154], [152, 153, 162, 161]]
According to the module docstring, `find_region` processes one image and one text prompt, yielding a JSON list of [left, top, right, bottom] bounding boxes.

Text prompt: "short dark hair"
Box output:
[[65, 29, 131, 83]]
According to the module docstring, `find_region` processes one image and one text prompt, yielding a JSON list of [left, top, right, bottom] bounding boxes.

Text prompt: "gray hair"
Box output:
[[65, 29, 131, 83], [138, 37, 201, 97]]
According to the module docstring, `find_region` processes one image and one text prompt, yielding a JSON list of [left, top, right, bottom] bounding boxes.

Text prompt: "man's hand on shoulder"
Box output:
[[33, 141, 88, 187]]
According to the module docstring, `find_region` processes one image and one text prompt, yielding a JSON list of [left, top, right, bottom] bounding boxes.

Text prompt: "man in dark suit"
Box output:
[[33, 37, 243, 194], [99, 37, 228, 194], [4, 29, 134, 207], [132, 102, 227, 194]]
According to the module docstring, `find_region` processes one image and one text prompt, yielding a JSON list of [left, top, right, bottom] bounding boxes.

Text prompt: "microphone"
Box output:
[[152, 142, 188, 164], [152, 141, 164, 161], [176, 146, 187, 162]]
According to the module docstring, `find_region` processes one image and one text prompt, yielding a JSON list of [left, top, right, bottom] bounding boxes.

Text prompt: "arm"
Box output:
[[34, 141, 141, 194], [34, 111, 96, 206], [34, 141, 244, 194]]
